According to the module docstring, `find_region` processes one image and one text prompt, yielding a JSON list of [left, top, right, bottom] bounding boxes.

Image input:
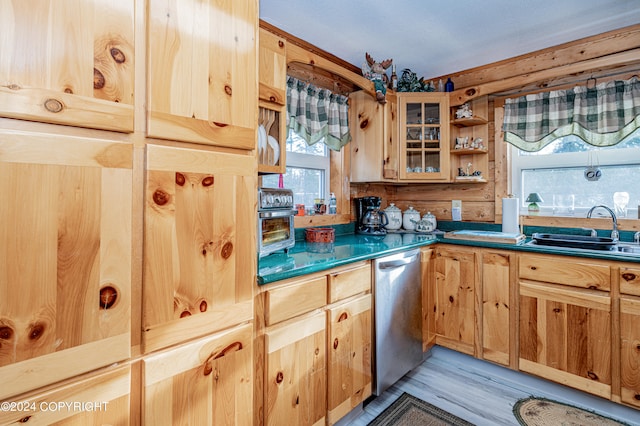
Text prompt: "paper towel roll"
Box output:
[[502, 198, 520, 234]]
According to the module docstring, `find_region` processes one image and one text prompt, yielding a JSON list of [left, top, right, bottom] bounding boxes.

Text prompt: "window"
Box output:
[[511, 128, 640, 218], [262, 129, 331, 209]]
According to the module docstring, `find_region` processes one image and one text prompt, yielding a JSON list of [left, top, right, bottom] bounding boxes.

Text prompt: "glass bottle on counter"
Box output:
[[329, 192, 337, 214]]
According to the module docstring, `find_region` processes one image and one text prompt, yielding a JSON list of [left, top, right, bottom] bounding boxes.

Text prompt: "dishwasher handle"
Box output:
[[377, 253, 419, 270]]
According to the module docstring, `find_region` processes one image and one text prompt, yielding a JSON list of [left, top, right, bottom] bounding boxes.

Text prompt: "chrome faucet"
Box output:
[[586, 205, 619, 240]]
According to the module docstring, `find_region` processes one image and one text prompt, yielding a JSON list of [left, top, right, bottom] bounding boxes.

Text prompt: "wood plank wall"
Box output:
[[352, 24, 640, 230]]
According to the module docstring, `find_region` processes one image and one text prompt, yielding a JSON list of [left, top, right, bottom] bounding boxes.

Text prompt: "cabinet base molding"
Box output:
[[519, 358, 611, 400]]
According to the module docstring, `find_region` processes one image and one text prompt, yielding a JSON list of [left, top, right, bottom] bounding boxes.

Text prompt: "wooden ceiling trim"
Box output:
[[434, 24, 640, 89], [450, 48, 640, 106]]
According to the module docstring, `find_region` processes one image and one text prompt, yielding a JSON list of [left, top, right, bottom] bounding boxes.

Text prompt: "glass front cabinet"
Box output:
[[398, 93, 450, 181]]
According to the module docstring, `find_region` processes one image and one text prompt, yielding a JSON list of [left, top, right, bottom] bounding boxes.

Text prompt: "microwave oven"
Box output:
[[258, 187, 295, 257]]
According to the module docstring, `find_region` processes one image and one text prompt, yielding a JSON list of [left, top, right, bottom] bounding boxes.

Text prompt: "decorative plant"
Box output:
[[397, 69, 434, 92]]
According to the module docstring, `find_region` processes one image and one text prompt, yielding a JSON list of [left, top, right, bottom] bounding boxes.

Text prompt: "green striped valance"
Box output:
[[503, 76, 640, 152], [286, 76, 351, 151]]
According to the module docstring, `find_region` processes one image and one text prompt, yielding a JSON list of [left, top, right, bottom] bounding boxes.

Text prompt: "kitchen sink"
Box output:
[[530, 233, 617, 251], [526, 234, 640, 257]]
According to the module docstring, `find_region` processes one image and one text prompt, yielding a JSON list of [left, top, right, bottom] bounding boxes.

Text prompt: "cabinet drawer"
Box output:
[[328, 263, 371, 303], [265, 276, 327, 326], [620, 267, 640, 297], [518, 254, 610, 291]]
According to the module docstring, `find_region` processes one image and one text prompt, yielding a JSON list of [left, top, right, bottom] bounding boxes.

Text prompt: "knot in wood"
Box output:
[[333, 338, 339, 350], [110, 47, 126, 63], [44, 98, 64, 113], [93, 68, 106, 90], [175, 172, 186, 186], [199, 300, 208, 312], [201, 176, 214, 187], [221, 242, 233, 259], [99, 286, 118, 309], [29, 323, 45, 340], [622, 273, 636, 281], [224, 85, 232, 96], [0, 326, 14, 340], [152, 189, 170, 206], [276, 371, 284, 384]]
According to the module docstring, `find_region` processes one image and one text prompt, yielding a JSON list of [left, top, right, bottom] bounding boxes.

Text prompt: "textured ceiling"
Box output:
[[260, 0, 640, 81]]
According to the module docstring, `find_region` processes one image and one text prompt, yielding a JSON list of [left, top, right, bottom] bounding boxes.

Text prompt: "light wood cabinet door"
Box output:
[[620, 267, 640, 297], [0, 1, 134, 132], [433, 246, 477, 355], [265, 313, 326, 426], [620, 296, 640, 409], [147, 0, 258, 149], [519, 280, 611, 399], [0, 365, 131, 425], [143, 323, 253, 426], [0, 129, 132, 399], [142, 144, 256, 353], [259, 28, 287, 105], [398, 92, 450, 182], [327, 295, 372, 425], [481, 250, 512, 366], [349, 92, 398, 183]]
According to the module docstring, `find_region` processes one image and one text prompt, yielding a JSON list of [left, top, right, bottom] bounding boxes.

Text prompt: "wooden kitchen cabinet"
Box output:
[[143, 323, 253, 426], [265, 312, 327, 426], [256, 261, 372, 426], [433, 245, 478, 355], [0, 364, 131, 425], [0, 0, 134, 133], [398, 92, 450, 181], [350, 91, 399, 182], [0, 128, 132, 400], [431, 245, 513, 362], [620, 296, 640, 409], [259, 28, 287, 105], [327, 294, 372, 425], [481, 250, 514, 367], [518, 254, 612, 399], [147, 0, 258, 149], [142, 144, 256, 353]]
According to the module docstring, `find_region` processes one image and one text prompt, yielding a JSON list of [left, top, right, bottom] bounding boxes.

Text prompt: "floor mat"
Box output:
[[368, 392, 474, 426], [513, 396, 632, 426]]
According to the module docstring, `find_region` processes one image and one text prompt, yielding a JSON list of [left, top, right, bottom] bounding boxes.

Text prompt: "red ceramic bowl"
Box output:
[[305, 227, 335, 243]]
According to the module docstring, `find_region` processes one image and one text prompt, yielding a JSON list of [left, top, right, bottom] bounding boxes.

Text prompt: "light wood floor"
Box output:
[[346, 346, 640, 426]]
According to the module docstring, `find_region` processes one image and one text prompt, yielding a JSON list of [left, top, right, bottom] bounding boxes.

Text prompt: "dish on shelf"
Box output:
[[258, 125, 267, 161], [268, 135, 279, 165]]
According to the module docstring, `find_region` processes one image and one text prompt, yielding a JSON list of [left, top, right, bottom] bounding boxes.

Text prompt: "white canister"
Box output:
[[422, 212, 437, 232], [384, 203, 402, 230], [402, 206, 420, 231]]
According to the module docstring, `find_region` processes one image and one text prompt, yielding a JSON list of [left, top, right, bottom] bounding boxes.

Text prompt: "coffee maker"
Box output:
[[354, 196, 388, 236]]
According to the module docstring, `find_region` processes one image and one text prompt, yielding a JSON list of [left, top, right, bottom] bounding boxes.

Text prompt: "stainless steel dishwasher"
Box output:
[[372, 248, 423, 395]]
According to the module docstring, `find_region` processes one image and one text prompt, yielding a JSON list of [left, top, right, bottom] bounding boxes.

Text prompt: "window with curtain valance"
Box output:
[[286, 76, 351, 151], [503, 76, 640, 152]]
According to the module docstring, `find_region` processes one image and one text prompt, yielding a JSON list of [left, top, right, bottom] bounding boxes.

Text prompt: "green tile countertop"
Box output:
[[258, 222, 640, 285], [258, 232, 437, 285]]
